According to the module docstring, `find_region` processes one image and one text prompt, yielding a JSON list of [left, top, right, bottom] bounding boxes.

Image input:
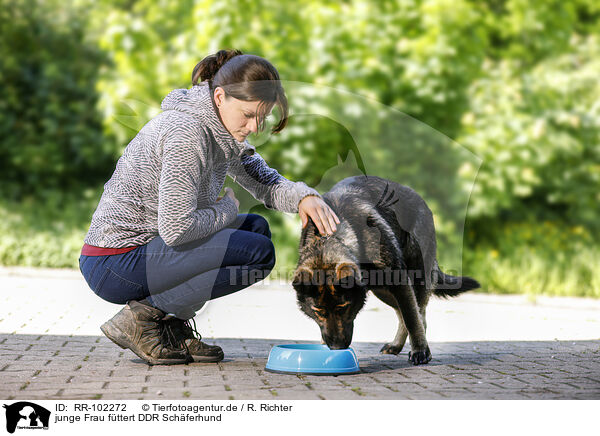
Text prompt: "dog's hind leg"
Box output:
[[420, 306, 427, 333], [371, 288, 408, 355], [415, 290, 430, 334], [405, 249, 432, 335]]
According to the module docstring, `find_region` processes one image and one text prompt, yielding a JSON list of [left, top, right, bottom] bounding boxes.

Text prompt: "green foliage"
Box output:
[[95, 0, 489, 148], [464, 221, 599, 298], [1, 0, 598, 297], [0, 188, 102, 268], [490, 0, 576, 64], [458, 35, 600, 233], [0, 0, 116, 200]]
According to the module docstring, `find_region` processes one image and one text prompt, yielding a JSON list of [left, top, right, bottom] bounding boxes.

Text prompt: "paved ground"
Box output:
[[1, 267, 599, 400]]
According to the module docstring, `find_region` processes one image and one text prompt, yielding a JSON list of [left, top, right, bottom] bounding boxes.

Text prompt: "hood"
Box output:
[[161, 82, 255, 159]]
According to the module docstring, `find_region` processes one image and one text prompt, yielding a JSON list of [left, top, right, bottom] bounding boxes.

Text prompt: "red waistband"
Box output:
[[81, 244, 139, 256]]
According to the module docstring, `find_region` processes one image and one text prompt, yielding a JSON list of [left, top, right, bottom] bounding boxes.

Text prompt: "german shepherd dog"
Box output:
[[292, 176, 480, 365]]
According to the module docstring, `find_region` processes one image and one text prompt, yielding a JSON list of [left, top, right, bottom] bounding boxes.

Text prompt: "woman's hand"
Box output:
[[298, 195, 340, 236], [217, 187, 240, 209]]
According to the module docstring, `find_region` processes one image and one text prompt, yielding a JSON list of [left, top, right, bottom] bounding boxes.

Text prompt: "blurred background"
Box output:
[[0, 0, 598, 298]]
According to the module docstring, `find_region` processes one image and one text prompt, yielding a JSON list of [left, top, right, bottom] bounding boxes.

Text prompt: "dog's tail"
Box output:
[[433, 267, 480, 298]]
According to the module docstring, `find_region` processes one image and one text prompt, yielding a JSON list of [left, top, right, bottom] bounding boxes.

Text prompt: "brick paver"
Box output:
[[1, 334, 598, 400], [1, 267, 599, 400]]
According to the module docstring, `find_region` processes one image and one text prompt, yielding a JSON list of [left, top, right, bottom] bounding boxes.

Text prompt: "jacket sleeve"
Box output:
[[158, 127, 238, 246], [227, 151, 321, 213]]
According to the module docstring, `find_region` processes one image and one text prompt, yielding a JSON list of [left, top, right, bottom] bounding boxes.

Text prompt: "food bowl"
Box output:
[[265, 344, 360, 375]]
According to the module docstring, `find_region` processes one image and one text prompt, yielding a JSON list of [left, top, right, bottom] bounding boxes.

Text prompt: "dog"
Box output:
[[292, 175, 480, 365]]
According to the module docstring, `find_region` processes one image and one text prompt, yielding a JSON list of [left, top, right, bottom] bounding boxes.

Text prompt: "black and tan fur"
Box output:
[[292, 176, 480, 365]]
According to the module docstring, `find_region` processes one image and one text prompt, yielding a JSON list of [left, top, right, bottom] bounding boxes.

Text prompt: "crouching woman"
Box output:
[[79, 50, 339, 365]]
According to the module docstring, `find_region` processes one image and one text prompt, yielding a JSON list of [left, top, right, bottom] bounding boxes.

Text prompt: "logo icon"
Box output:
[[2, 402, 50, 434]]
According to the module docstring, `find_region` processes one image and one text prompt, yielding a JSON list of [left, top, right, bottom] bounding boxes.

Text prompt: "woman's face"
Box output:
[[213, 87, 272, 142]]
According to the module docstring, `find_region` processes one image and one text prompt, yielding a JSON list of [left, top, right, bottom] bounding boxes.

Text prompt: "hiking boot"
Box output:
[[163, 317, 224, 363], [100, 300, 193, 365]]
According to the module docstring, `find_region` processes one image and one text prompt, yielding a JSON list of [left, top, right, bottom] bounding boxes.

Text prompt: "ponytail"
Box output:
[[191, 49, 243, 85]]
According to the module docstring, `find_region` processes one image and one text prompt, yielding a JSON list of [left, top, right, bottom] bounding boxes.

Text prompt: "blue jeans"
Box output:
[[79, 214, 275, 319]]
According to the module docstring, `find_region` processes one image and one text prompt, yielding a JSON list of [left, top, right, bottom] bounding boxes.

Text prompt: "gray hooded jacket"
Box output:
[[83, 82, 320, 248]]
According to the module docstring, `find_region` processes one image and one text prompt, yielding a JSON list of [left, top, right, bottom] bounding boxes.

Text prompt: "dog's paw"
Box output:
[[380, 343, 403, 355], [408, 346, 432, 365]]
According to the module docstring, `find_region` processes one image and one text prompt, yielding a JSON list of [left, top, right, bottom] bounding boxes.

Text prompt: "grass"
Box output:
[[1, 193, 598, 298], [465, 245, 600, 298], [0, 188, 101, 269], [463, 221, 600, 298]]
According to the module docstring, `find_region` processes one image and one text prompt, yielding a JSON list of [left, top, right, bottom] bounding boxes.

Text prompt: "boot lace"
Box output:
[[159, 317, 190, 354], [182, 318, 202, 340]]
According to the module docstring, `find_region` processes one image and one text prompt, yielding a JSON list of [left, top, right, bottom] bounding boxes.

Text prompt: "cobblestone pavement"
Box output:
[[1, 334, 599, 400], [0, 267, 599, 400]]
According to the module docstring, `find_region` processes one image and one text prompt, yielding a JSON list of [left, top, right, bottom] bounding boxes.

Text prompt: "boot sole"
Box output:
[[191, 352, 225, 363], [100, 322, 190, 366]]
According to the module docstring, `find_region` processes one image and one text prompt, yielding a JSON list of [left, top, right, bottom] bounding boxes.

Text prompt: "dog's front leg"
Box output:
[[390, 284, 431, 365], [382, 307, 408, 355], [372, 288, 408, 354]]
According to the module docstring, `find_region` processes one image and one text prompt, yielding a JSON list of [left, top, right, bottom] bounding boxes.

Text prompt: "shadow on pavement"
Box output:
[[1, 334, 598, 400]]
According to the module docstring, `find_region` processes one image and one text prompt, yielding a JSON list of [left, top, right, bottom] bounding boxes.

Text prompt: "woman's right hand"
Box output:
[[218, 187, 239, 209]]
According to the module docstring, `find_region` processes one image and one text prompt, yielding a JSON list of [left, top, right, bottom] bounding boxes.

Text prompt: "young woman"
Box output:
[[79, 50, 339, 365]]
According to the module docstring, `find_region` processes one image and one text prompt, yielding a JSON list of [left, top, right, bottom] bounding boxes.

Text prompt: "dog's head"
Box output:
[[292, 260, 367, 350]]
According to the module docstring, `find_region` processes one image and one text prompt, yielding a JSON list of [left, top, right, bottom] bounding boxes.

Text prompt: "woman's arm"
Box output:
[[227, 151, 339, 235], [158, 127, 239, 246], [227, 151, 319, 213]]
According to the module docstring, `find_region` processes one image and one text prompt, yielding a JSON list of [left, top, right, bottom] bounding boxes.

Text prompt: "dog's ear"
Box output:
[[292, 266, 314, 287], [292, 266, 319, 297], [334, 262, 361, 289]]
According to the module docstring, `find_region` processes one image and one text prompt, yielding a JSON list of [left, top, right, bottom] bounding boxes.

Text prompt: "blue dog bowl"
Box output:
[[265, 344, 360, 375]]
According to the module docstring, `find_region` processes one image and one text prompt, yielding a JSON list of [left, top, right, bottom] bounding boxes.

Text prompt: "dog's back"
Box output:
[[319, 175, 438, 289]]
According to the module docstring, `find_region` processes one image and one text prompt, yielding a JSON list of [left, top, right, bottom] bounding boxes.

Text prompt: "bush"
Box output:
[[0, 0, 115, 200], [457, 34, 600, 246], [1, 0, 599, 298], [464, 221, 599, 298]]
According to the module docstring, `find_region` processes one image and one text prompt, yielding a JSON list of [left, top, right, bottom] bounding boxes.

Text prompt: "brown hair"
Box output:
[[192, 50, 288, 134]]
